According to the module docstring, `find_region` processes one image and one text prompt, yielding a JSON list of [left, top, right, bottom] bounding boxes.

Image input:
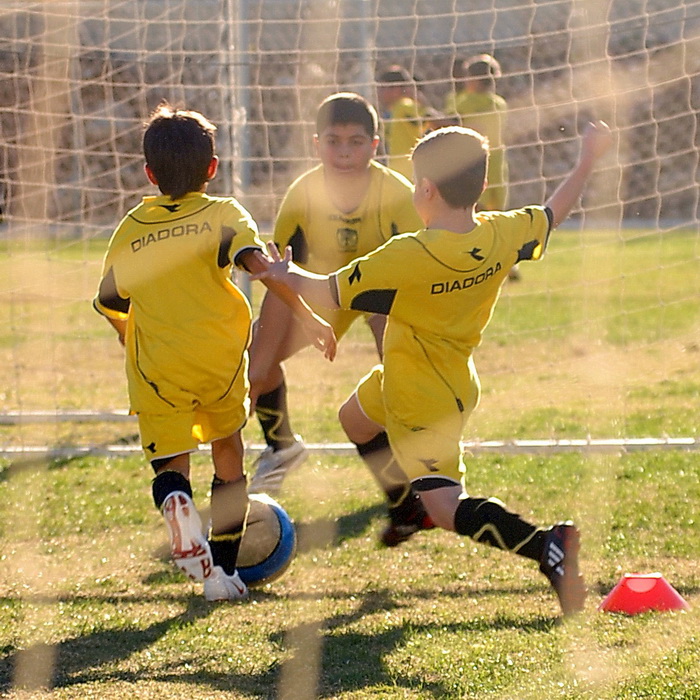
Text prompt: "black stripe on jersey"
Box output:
[[349, 289, 397, 315], [128, 199, 217, 225], [218, 225, 237, 268], [96, 266, 130, 314], [406, 237, 483, 274], [413, 331, 466, 415], [287, 225, 309, 264], [216, 343, 249, 403], [133, 331, 176, 408]]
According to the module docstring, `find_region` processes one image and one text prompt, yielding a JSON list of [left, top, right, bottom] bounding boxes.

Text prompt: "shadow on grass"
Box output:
[[0, 593, 210, 693], [0, 584, 558, 699], [270, 588, 557, 699], [295, 503, 385, 554]]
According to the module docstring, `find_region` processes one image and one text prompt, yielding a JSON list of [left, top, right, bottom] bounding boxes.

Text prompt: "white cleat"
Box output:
[[162, 491, 214, 582], [248, 437, 308, 495], [203, 566, 249, 602]]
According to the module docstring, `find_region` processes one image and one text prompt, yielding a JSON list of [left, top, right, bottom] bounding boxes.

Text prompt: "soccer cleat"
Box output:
[[203, 566, 249, 602], [539, 521, 587, 616], [162, 491, 214, 582], [380, 494, 435, 547], [248, 437, 308, 495]]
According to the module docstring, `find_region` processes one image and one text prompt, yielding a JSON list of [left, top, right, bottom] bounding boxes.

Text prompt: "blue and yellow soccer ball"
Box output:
[[236, 493, 297, 587]]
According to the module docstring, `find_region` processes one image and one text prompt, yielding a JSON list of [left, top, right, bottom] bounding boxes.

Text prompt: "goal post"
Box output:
[[0, 0, 699, 454]]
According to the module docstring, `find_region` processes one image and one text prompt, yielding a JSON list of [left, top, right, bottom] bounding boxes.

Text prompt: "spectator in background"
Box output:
[[447, 54, 519, 278], [377, 65, 430, 180], [449, 54, 508, 212]]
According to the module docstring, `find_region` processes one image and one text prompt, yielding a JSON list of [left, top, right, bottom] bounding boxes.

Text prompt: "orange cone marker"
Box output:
[[599, 573, 690, 614]]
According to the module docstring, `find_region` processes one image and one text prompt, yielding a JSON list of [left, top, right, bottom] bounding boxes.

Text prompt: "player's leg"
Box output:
[[144, 412, 215, 585], [339, 369, 433, 546], [385, 360, 585, 616], [203, 432, 249, 601], [195, 391, 251, 601], [417, 480, 585, 616], [249, 299, 358, 495], [248, 298, 311, 494]]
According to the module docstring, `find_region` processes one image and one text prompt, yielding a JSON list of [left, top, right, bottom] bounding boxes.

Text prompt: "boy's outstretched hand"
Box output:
[[580, 120, 613, 164], [246, 244, 337, 363], [302, 310, 337, 361]]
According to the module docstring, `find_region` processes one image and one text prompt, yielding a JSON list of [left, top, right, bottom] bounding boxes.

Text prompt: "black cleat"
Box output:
[[380, 494, 435, 547], [539, 521, 587, 616]]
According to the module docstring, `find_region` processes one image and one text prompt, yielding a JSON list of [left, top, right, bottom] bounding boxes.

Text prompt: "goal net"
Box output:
[[1, 0, 699, 455]]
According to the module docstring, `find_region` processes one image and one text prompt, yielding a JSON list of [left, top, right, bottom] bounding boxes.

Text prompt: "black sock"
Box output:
[[209, 476, 250, 575], [454, 496, 545, 562], [151, 470, 192, 510], [255, 382, 295, 451], [356, 432, 412, 508]]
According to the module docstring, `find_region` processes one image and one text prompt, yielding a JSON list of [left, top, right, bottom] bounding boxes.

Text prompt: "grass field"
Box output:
[[0, 229, 698, 698]]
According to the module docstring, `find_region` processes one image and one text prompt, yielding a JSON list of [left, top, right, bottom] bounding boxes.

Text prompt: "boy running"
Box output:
[[253, 121, 613, 615], [93, 102, 335, 602]]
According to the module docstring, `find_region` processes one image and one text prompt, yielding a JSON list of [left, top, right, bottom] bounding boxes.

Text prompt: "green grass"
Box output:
[[0, 452, 697, 698], [0, 228, 699, 697]]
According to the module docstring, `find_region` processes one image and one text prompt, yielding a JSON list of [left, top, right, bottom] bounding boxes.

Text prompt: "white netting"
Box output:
[[1, 1, 697, 230], [0, 0, 699, 451]]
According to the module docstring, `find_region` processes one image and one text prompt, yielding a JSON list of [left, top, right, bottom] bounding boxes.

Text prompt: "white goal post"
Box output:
[[0, 0, 699, 454]]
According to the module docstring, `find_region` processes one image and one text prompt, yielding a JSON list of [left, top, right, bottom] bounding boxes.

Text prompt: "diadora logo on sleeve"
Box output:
[[131, 221, 212, 252], [430, 262, 502, 294]]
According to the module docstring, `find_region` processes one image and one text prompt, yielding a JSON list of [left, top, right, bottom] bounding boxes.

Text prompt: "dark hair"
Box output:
[[464, 53, 502, 85], [315, 92, 378, 138], [143, 101, 216, 200], [412, 127, 488, 209], [465, 54, 501, 78], [378, 65, 412, 85]]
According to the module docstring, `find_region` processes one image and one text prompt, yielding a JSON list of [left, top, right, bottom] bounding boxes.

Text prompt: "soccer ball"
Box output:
[[236, 493, 297, 588]]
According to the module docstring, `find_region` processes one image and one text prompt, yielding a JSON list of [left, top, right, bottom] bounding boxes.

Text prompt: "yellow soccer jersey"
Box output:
[[332, 206, 552, 480], [385, 96, 425, 179], [274, 160, 422, 275], [454, 91, 509, 209], [94, 192, 264, 413]]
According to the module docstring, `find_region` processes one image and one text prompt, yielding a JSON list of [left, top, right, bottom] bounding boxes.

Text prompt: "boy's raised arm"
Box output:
[[546, 120, 613, 229]]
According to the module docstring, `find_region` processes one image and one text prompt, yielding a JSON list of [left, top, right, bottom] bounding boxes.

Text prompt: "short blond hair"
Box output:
[[412, 126, 488, 209]]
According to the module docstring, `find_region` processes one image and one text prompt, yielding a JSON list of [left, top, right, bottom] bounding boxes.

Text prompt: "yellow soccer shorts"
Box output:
[[356, 362, 480, 485], [135, 367, 249, 462]]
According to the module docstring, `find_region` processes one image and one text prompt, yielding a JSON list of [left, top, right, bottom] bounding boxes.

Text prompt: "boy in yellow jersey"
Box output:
[[253, 121, 613, 616], [249, 93, 431, 547], [448, 54, 508, 212], [377, 66, 429, 180], [94, 102, 335, 602]]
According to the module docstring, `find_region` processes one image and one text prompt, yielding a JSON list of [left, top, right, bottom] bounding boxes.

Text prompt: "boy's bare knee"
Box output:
[[339, 394, 382, 444], [418, 483, 462, 531]]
